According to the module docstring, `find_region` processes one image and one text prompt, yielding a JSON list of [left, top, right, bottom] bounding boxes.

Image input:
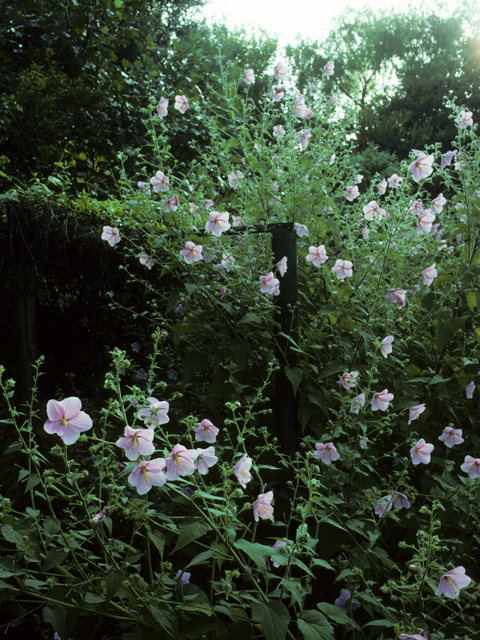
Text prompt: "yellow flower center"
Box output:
[[132, 434, 138, 449], [173, 454, 182, 470], [142, 466, 150, 485], [60, 417, 68, 427]]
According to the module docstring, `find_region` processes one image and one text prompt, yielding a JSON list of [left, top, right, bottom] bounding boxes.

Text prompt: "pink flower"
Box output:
[[435, 566, 471, 598], [101, 226, 121, 247], [271, 86, 285, 101], [377, 179, 387, 195], [388, 173, 403, 188], [228, 170, 244, 189], [164, 196, 179, 212], [150, 171, 169, 192], [271, 540, 287, 567], [91, 508, 113, 525], [410, 438, 434, 465], [362, 226, 370, 239], [375, 495, 393, 516], [431, 194, 446, 214], [204, 199, 214, 210], [350, 393, 365, 414], [138, 398, 169, 426], [465, 381, 475, 398], [408, 404, 425, 424], [456, 110, 473, 129], [234, 455, 252, 488], [386, 289, 407, 308], [306, 245, 328, 266], [116, 426, 155, 461], [195, 419, 219, 443], [180, 241, 202, 264], [220, 287, 226, 299], [324, 61, 334, 77], [294, 96, 308, 118], [156, 97, 168, 118], [314, 442, 340, 465], [206, 211, 231, 237], [438, 427, 464, 448], [461, 455, 480, 478], [139, 254, 154, 270], [381, 336, 394, 358], [174, 95, 189, 114], [243, 68, 255, 84], [253, 491, 274, 521], [371, 389, 394, 411], [44, 397, 93, 445], [273, 125, 286, 138], [297, 129, 311, 149], [332, 259, 353, 279], [232, 215, 245, 227], [409, 153, 434, 182], [138, 181, 151, 194], [392, 492, 411, 509], [441, 150, 456, 169], [260, 272, 280, 296], [417, 211, 435, 234], [128, 459, 166, 495], [409, 200, 424, 214], [399, 631, 429, 640], [339, 371, 358, 389], [294, 223, 309, 237], [221, 252, 235, 272], [422, 264, 437, 286], [354, 174, 364, 184], [194, 446, 218, 474], [345, 185, 360, 201], [364, 201, 388, 220], [273, 61, 288, 80], [328, 94, 337, 105], [277, 256, 288, 276], [165, 444, 196, 481]]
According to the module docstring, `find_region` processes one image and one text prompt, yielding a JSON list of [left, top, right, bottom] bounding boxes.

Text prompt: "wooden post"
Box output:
[[270, 223, 301, 453]]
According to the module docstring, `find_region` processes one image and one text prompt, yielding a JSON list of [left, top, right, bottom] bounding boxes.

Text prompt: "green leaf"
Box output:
[[317, 602, 359, 628], [251, 601, 290, 640], [218, 620, 252, 640], [1, 524, 24, 547], [25, 474, 42, 493], [42, 548, 68, 572], [43, 603, 67, 638], [186, 549, 215, 568], [104, 569, 125, 604], [363, 619, 396, 628], [148, 530, 165, 560], [3, 441, 22, 455], [150, 603, 178, 635], [173, 518, 211, 553], [285, 365, 303, 396], [298, 610, 334, 640]]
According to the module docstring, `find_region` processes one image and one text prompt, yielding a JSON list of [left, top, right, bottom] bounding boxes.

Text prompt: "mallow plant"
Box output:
[[1, 57, 480, 640]]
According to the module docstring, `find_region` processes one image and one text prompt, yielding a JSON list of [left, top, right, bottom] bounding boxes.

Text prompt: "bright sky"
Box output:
[[201, 0, 407, 47]]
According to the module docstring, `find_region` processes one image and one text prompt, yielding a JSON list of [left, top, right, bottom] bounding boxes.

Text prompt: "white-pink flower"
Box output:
[[253, 491, 274, 521], [386, 289, 407, 308], [101, 226, 121, 247], [294, 223, 308, 237], [332, 259, 353, 279], [408, 404, 426, 425], [339, 371, 358, 390], [234, 455, 252, 488], [461, 455, 480, 478], [306, 245, 328, 266], [431, 194, 446, 214], [410, 438, 434, 465], [277, 256, 288, 277], [438, 427, 464, 448], [422, 264, 438, 286], [194, 446, 218, 475], [377, 179, 387, 195], [164, 196, 179, 212], [156, 97, 168, 118], [417, 211, 436, 234], [436, 566, 471, 598], [409, 153, 434, 182], [297, 129, 311, 149], [465, 381, 475, 398], [364, 201, 388, 220], [271, 86, 285, 101], [243, 68, 255, 84], [273, 61, 288, 81], [138, 398, 169, 427], [372, 389, 394, 411], [165, 445, 196, 481], [324, 61, 334, 77], [150, 170, 169, 192], [195, 419, 219, 443], [260, 272, 280, 297], [456, 110, 473, 129], [294, 95, 307, 118], [388, 173, 403, 188], [206, 211, 231, 237], [228, 170, 244, 189], [314, 442, 340, 465], [232, 215, 245, 227], [44, 397, 92, 445], [409, 200, 424, 214], [116, 426, 155, 461], [139, 254, 154, 270], [350, 393, 365, 414], [180, 241, 203, 264], [174, 95, 189, 114], [354, 174, 364, 184], [380, 336, 394, 358], [128, 459, 166, 495], [345, 185, 360, 201], [273, 125, 286, 138]]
